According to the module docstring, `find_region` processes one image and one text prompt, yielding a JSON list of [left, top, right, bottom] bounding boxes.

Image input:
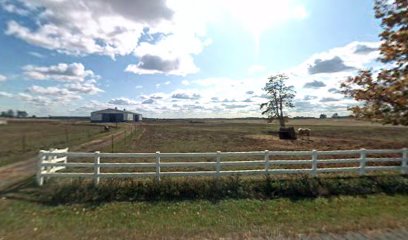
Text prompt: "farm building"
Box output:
[[90, 108, 142, 123]]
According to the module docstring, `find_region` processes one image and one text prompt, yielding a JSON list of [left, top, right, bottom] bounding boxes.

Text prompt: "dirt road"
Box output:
[[0, 124, 143, 191]]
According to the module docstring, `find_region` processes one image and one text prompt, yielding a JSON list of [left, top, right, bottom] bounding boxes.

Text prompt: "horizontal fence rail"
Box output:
[[36, 148, 408, 186]]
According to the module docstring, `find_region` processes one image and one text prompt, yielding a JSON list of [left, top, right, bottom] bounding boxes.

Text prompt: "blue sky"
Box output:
[[0, 0, 383, 118]]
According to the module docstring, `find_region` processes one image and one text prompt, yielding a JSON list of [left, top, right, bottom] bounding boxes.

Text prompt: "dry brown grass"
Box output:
[[0, 119, 121, 166], [121, 119, 408, 153]]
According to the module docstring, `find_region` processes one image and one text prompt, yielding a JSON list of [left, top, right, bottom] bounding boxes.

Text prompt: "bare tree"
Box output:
[[260, 74, 296, 127]]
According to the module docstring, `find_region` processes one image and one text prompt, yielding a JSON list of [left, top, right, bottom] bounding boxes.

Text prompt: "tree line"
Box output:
[[0, 109, 32, 118]]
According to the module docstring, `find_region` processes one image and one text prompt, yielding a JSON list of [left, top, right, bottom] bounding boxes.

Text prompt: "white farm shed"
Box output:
[[90, 108, 142, 123]]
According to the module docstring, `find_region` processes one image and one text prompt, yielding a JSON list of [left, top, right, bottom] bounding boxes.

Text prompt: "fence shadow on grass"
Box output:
[[2, 174, 403, 206], [0, 176, 44, 204]]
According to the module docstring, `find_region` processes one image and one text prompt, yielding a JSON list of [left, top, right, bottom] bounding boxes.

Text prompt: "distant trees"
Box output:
[[0, 109, 28, 118], [260, 74, 296, 127], [7, 109, 14, 117], [1, 110, 14, 118], [341, 0, 408, 125], [16, 111, 28, 118], [332, 113, 339, 118], [319, 114, 327, 119]]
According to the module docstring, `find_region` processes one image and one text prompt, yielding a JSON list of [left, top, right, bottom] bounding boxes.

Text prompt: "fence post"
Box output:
[[45, 149, 54, 181], [64, 148, 68, 167], [312, 150, 318, 177], [401, 148, 408, 174], [216, 151, 221, 178], [111, 135, 114, 153], [36, 150, 46, 186], [94, 151, 100, 185], [359, 148, 367, 175], [264, 150, 270, 174], [156, 151, 161, 181]]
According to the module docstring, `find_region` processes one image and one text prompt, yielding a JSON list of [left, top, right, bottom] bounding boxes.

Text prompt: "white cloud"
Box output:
[[308, 56, 355, 74], [142, 99, 154, 104], [126, 32, 206, 75], [125, 0, 216, 76], [319, 97, 341, 103], [135, 85, 143, 89], [28, 82, 103, 97], [109, 97, 138, 105], [303, 80, 326, 89], [292, 41, 380, 76], [4, 0, 208, 76], [248, 65, 266, 74], [172, 92, 201, 100], [0, 91, 13, 97], [28, 85, 71, 96], [23, 63, 97, 82], [282, 41, 381, 113], [5, 0, 173, 57], [17, 62, 103, 111], [119, 41, 380, 118], [61, 41, 381, 118], [0, 74, 7, 82], [18, 93, 51, 106], [65, 81, 103, 95], [4, 0, 311, 77], [1, 1, 29, 15], [25, 85, 84, 104], [74, 100, 113, 114], [126, 55, 183, 75]]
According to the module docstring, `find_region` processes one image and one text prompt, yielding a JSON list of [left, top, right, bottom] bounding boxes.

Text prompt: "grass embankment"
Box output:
[[40, 175, 408, 204], [0, 120, 123, 166]]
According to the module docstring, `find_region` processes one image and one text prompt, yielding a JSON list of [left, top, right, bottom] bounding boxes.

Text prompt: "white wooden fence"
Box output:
[[37, 148, 408, 186]]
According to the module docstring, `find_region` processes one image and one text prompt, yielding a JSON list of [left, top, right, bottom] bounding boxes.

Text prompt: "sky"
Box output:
[[0, 0, 383, 118]]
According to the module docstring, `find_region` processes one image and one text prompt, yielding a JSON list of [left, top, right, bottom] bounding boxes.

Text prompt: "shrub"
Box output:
[[39, 174, 408, 205]]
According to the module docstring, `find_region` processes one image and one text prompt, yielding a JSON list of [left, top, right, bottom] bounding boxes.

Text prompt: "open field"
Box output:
[[115, 118, 408, 153], [36, 118, 404, 179], [0, 119, 125, 167], [1, 118, 408, 239]]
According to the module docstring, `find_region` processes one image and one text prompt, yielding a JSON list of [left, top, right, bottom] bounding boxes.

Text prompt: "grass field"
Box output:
[[114, 118, 408, 153], [1, 191, 408, 239], [0, 119, 123, 166], [1, 118, 408, 239]]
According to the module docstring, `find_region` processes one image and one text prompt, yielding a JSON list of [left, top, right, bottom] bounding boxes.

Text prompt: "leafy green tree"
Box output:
[[260, 74, 296, 127], [319, 114, 327, 119], [16, 111, 28, 118], [6, 109, 14, 118]]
